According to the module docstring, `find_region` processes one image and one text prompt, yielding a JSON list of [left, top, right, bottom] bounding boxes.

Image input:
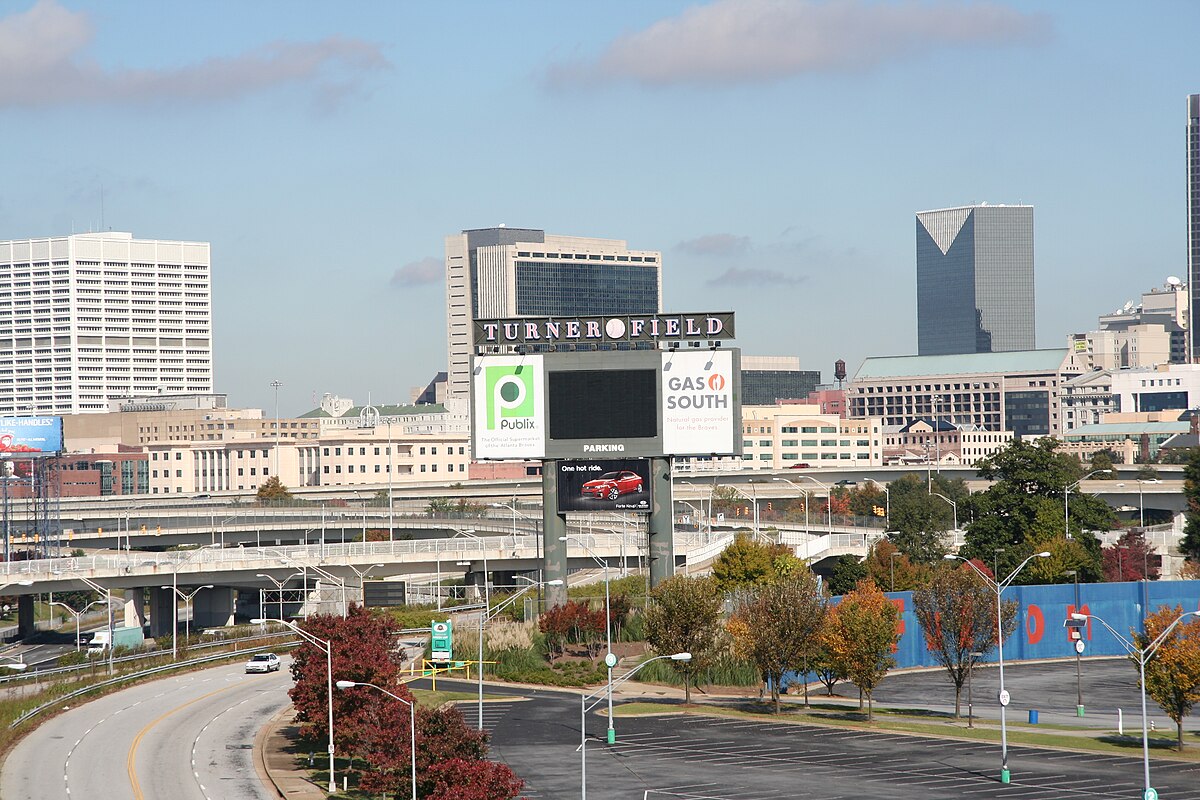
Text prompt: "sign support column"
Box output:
[[647, 456, 675, 588], [542, 460, 568, 608]]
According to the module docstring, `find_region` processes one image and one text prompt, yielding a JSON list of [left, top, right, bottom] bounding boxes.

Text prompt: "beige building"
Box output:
[[882, 419, 1014, 466], [738, 404, 883, 468], [1067, 324, 1173, 371]]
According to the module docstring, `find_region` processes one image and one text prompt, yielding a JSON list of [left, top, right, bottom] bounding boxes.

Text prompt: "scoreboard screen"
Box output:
[[547, 369, 658, 440]]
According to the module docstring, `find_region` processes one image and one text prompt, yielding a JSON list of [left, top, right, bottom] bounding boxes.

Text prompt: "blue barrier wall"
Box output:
[[882, 579, 1200, 669]]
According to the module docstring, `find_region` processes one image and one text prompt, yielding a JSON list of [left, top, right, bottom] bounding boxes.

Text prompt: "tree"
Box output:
[[711, 535, 801, 592], [820, 579, 900, 720], [1089, 450, 1118, 478], [1135, 463, 1160, 480], [643, 575, 724, 704], [827, 555, 866, 596], [1181, 449, 1200, 563], [883, 474, 963, 563], [961, 438, 1108, 582], [288, 605, 403, 754], [727, 570, 827, 712], [1136, 605, 1200, 751], [256, 475, 292, 504], [809, 640, 849, 697], [912, 564, 1017, 717], [863, 538, 926, 593], [1102, 530, 1161, 582]]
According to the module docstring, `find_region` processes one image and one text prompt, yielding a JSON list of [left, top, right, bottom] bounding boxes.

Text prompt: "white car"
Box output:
[[245, 653, 281, 673]]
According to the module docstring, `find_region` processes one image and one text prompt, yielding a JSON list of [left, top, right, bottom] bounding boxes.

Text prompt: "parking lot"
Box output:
[[475, 685, 1200, 800]]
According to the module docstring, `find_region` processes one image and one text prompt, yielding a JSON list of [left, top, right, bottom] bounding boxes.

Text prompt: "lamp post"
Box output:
[[1137, 479, 1159, 528], [1063, 569, 1085, 716], [452, 527, 488, 609], [680, 480, 715, 539], [1073, 609, 1200, 800], [306, 564, 349, 618], [336, 680, 416, 800], [930, 491, 958, 533], [161, 583, 212, 657], [347, 563, 385, 607], [889, 552, 899, 592], [579, 652, 692, 800], [561, 535, 615, 743], [1064, 470, 1112, 539], [946, 551, 1051, 784], [257, 572, 302, 622], [50, 598, 111, 652], [79, 577, 114, 675], [862, 477, 890, 528], [728, 482, 760, 540], [253, 617, 336, 793], [775, 475, 832, 532], [473, 578, 563, 729]]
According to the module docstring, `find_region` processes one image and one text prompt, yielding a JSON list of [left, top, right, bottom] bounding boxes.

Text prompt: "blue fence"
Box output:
[[881, 579, 1200, 669]]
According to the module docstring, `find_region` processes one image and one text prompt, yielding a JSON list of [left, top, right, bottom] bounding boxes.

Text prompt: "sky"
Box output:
[[1, 0, 1197, 416]]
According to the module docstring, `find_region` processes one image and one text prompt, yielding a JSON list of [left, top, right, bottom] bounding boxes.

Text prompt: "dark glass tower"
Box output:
[[1188, 94, 1200, 362], [916, 205, 1035, 356]]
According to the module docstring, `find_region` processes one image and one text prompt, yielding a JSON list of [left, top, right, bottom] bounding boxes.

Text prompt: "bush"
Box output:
[[486, 620, 535, 653], [57, 650, 88, 668]]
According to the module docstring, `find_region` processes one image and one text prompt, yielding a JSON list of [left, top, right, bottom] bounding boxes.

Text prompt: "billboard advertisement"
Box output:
[[661, 350, 737, 455], [556, 459, 652, 513], [472, 355, 546, 459], [0, 417, 64, 455]]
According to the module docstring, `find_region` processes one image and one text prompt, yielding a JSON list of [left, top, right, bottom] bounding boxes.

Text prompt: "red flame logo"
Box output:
[[707, 374, 725, 391]]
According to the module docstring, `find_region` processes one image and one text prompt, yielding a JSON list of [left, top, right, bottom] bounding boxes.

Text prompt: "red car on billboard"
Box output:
[[581, 470, 644, 501]]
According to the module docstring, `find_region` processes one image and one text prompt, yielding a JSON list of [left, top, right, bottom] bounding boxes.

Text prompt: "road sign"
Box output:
[[604, 652, 618, 669], [1075, 640, 1086, 654], [431, 619, 453, 661], [998, 689, 1011, 707]]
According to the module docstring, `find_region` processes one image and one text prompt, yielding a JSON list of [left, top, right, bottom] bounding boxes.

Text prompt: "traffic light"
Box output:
[[873, 505, 885, 517], [767, 501, 773, 512]]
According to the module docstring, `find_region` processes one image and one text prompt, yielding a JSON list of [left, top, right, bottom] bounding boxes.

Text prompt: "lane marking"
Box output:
[[127, 685, 237, 800]]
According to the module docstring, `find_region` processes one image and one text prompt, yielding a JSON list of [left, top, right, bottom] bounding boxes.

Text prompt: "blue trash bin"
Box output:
[[1028, 709, 1039, 724]]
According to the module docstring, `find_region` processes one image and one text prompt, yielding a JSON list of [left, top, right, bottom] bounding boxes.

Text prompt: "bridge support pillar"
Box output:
[[193, 587, 236, 628], [542, 460, 568, 609], [124, 589, 147, 630], [647, 456, 675, 590], [17, 595, 34, 639], [149, 587, 174, 638]]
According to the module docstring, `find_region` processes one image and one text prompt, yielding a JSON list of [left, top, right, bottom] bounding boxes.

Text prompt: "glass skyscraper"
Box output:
[[1187, 94, 1200, 362], [916, 204, 1035, 356]]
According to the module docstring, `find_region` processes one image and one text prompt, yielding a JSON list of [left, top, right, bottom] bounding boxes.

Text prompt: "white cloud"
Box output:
[[676, 233, 751, 257], [0, 0, 388, 109], [390, 257, 442, 288], [545, 0, 1050, 88]]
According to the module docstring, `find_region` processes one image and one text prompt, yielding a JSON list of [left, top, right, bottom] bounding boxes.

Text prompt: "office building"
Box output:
[[916, 204, 1035, 356], [740, 404, 883, 468], [740, 355, 821, 405], [1189, 94, 1200, 361], [1072, 277, 1189, 369], [0, 232, 212, 415], [848, 349, 1079, 438], [882, 419, 1014, 466], [444, 227, 662, 398]]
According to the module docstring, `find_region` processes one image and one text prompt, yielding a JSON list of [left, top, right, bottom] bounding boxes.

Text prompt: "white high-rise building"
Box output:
[[0, 232, 213, 415], [444, 227, 662, 398]]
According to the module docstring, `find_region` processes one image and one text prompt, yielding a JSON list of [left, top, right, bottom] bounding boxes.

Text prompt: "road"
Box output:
[[0, 659, 292, 800]]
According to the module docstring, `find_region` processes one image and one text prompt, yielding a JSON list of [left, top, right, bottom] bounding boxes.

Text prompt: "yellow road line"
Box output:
[[127, 684, 238, 800]]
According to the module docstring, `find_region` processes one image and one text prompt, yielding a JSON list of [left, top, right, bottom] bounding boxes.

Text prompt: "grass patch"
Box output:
[[611, 701, 1200, 762], [411, 688, 489, 707]]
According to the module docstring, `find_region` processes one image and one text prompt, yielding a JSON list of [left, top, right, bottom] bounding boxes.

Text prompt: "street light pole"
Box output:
[[79, 577, 115, 675], [336, 681, 416, 800], [1064, 469, 1112, 539], [1064, 569, 1084, 716], [562, 535, 615, 742], [161, 584, 213, 653], [1073, 609, 1200, 800], [270, 379, 282, 480], [579, 652, 692, 800], [946, 551, 1051, 784], [862, 477, 890, 529], [930, 491, 958, 532], [254, 617, 336, 793]]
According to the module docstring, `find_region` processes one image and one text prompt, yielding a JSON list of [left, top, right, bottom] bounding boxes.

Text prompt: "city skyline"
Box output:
[[0, 1, 1196, 415]]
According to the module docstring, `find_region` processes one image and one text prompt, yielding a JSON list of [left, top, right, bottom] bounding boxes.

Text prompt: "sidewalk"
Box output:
[[255, 705, 328, 800]]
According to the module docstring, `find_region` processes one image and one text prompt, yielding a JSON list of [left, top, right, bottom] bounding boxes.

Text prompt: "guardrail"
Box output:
[[9, 639, 296, 729]]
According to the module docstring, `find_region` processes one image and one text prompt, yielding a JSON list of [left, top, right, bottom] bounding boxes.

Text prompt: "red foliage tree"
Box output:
[[1102, 531, 1160, 582], [538, 601, 606, 658], [287, 605, 403, 753]]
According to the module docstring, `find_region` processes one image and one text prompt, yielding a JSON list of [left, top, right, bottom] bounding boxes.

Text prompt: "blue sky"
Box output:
[[1, 1, 1197, 415]]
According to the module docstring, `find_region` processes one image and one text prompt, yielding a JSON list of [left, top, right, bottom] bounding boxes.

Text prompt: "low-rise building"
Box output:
[[739, 404, 883, 469], [882, 419, 1014, 466]]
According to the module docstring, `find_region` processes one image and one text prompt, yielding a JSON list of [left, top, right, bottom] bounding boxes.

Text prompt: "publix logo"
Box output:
[[485, 366, 536, 430]]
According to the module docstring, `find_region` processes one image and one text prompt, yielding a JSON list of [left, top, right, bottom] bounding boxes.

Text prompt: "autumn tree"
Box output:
[[821, 579, 900, 721], [727, 569, 827, 712], [884, 474, 965, 563], [711, 534, 801, 592], [863, 538, 925, 593], [256, 475, 293, 504], [1135, 605, 1200, 751], [1102, 530, 1161, 582], [912, 563, 1017, 717], [643, 575, 724, 704], [809, 640, 849, 697], [288, 605, 403, 755]]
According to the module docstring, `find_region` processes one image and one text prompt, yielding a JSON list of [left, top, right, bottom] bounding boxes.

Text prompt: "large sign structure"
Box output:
[[471, 349, 740, 460], [473, 312, 734, 348], [555, 458, 652, 513], [0, 417, 63, 455]]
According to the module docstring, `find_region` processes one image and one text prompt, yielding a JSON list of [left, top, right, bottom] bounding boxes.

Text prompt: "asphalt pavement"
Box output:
[[0, 657, 293, 800]]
